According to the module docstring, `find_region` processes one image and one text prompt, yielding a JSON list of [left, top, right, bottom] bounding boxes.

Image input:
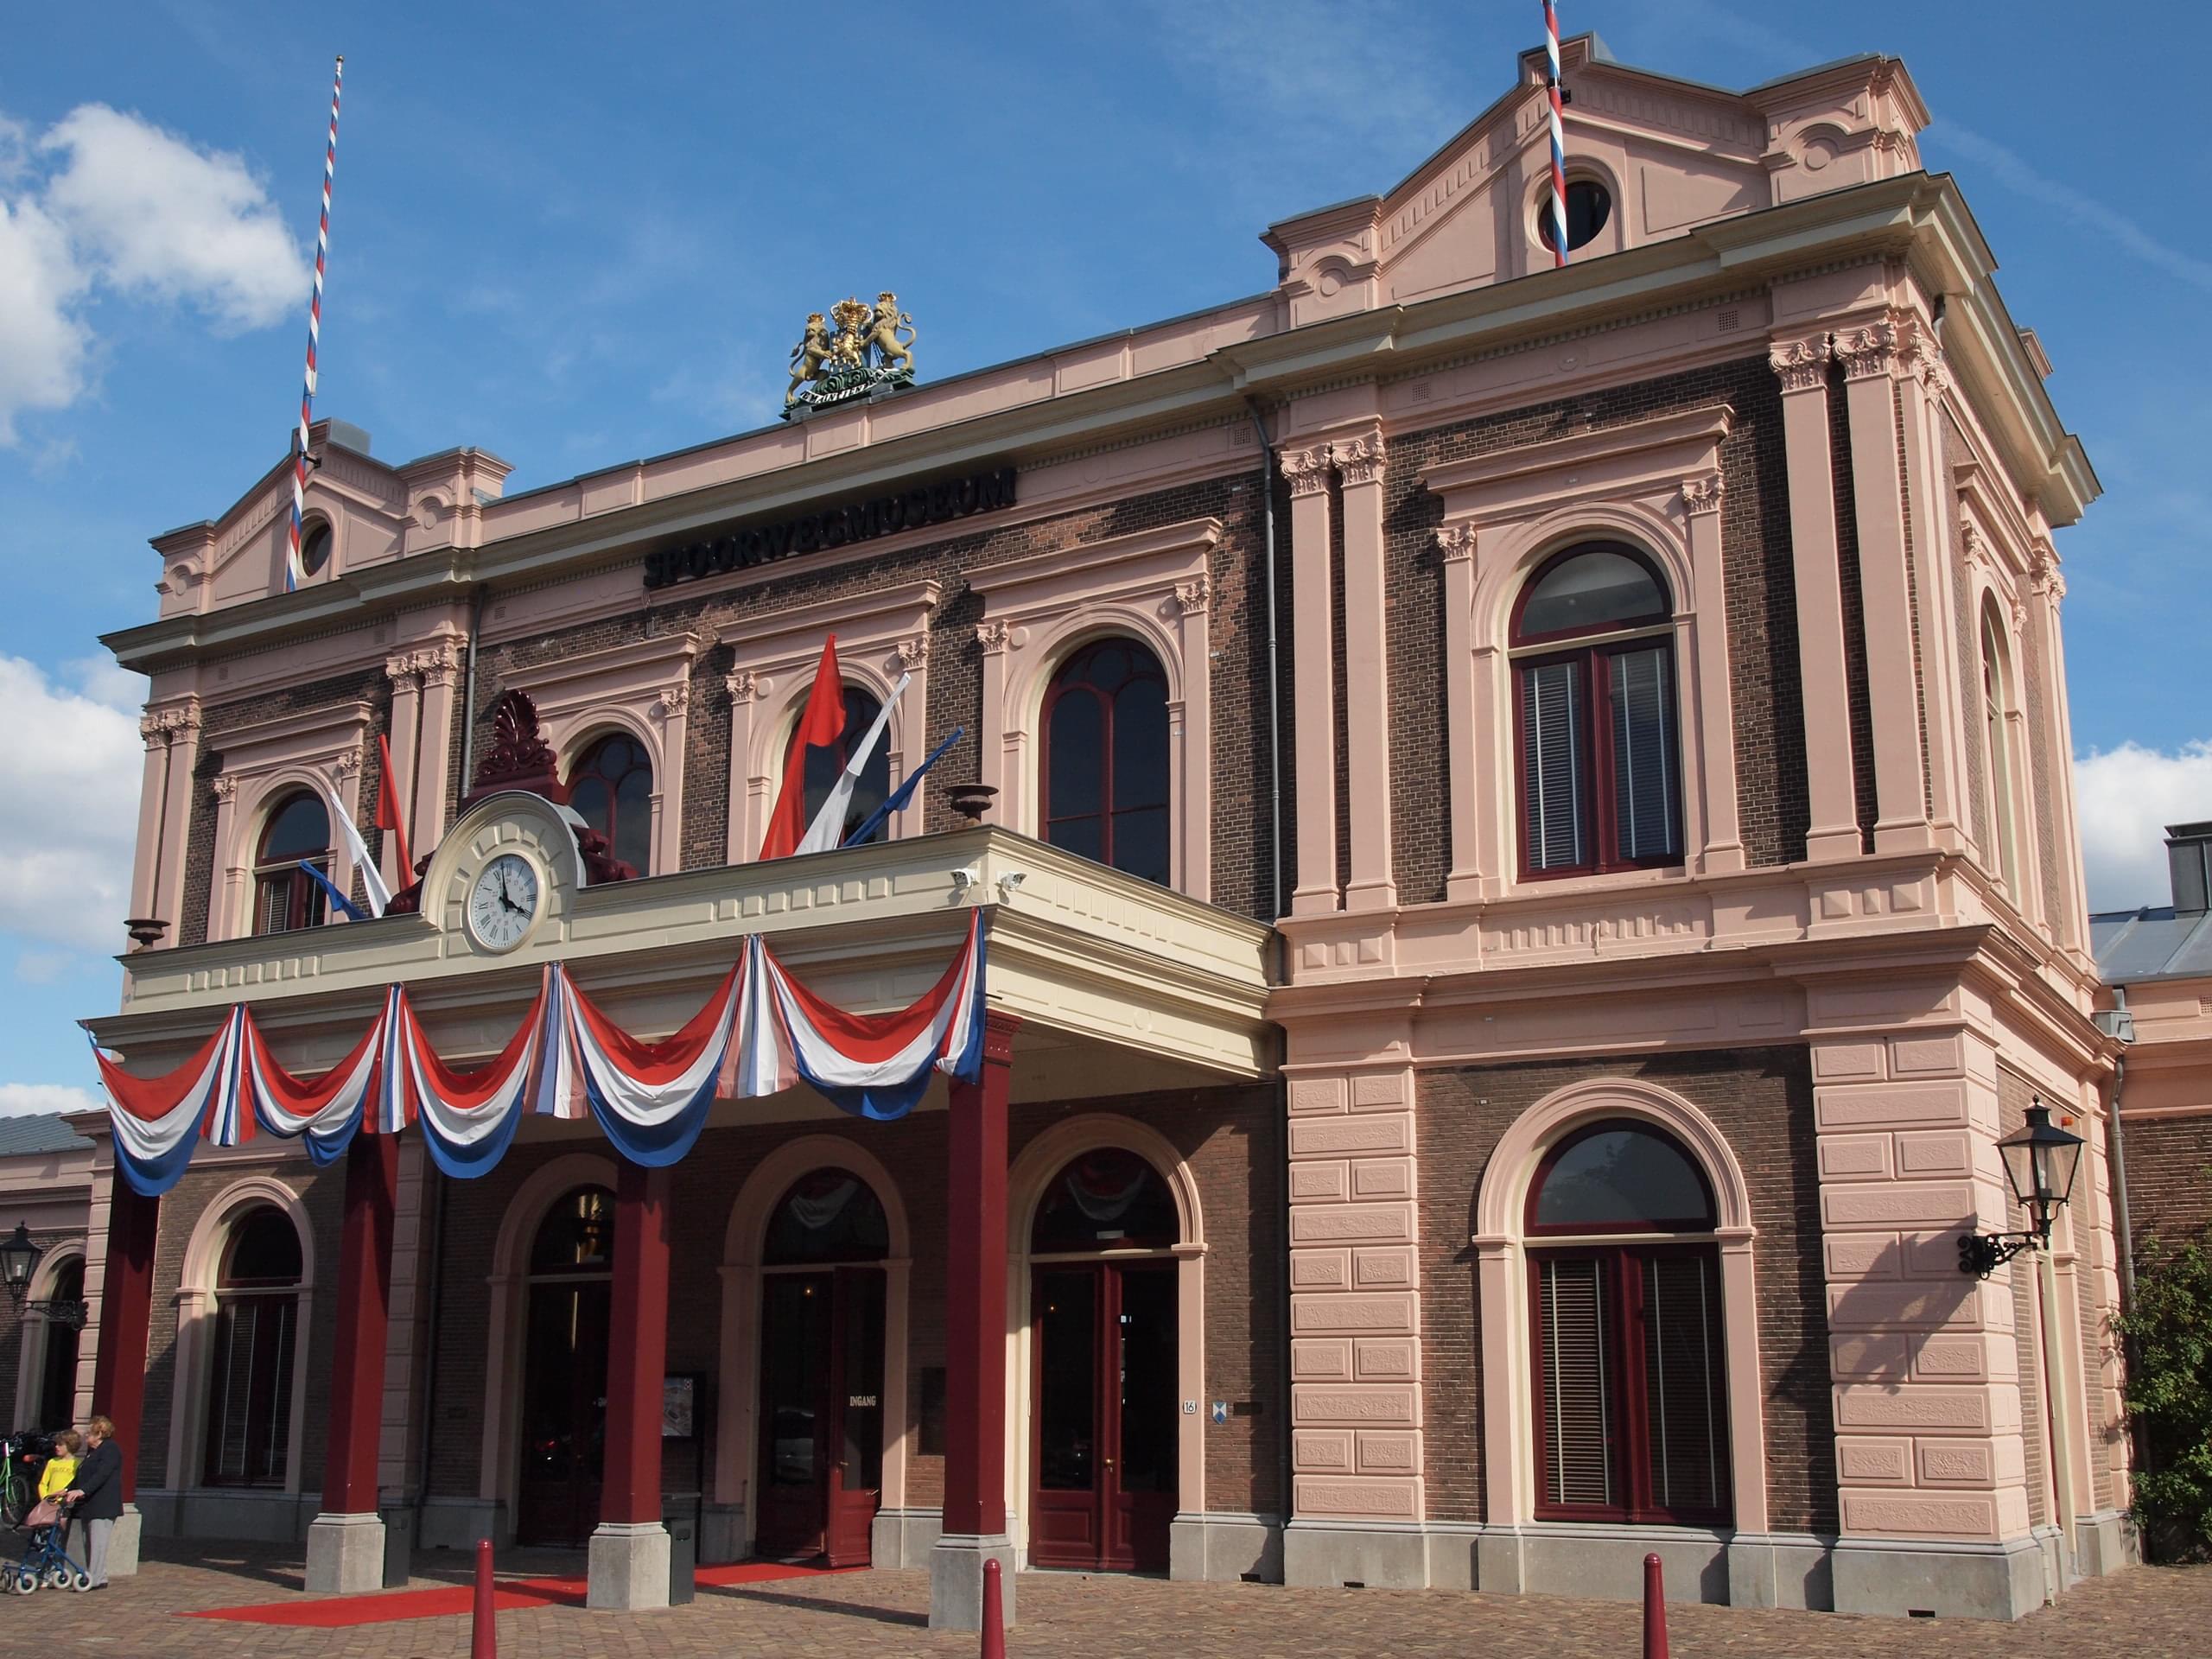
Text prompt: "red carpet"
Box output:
[[183, 1560, 858, 1628]]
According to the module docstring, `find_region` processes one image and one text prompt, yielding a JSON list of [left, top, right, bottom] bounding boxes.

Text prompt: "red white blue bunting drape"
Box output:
[[92, 914, 988, 1197]]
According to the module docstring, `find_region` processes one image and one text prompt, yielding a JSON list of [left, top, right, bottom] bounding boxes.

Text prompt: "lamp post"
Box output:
[[0, 1223, 88, 1329], [1958, 1100, 2086, 1279]]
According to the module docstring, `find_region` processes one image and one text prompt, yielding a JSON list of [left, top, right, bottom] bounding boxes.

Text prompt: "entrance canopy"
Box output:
[[90, 823, 1274, 1166]]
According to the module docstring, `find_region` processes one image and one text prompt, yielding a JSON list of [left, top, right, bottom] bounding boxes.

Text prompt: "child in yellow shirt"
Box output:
[[28, 1431, 79, 1529]]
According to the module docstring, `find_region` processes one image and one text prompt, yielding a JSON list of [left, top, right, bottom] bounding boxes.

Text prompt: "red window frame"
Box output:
[[1524, 1119, 1728, 1527], [1038, 638, 1170, 882], [567, 732, 654, 873], [1510, 545, 1681, 881]]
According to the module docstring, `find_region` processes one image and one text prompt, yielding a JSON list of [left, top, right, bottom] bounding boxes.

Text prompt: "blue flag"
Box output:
[[843, 726, 963, 849], [299, 860, 368, 923]]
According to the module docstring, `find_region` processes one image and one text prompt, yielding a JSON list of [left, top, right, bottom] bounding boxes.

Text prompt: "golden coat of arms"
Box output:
[[785, 292, 918, 416]]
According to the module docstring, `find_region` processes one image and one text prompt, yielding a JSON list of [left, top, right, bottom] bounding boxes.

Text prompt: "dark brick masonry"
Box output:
[[1414, 1045, 1835, 1534], [1380, 354, 1813, 904]]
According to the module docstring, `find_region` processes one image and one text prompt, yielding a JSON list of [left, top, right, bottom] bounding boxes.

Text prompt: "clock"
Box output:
[[466, 853, 542, 952]]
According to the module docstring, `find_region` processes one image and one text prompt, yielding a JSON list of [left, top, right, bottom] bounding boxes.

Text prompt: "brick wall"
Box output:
[[2120, 1114, 2212, 1246], [427, 1083, 1282, 1516], [455, 465, 1284, 922], [1414, 1045, 1834, 1532], [1381, 355, 1811, 902]]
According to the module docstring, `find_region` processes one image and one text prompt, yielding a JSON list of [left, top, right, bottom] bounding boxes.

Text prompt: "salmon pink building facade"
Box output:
[[70, 32, 2125, 1625]]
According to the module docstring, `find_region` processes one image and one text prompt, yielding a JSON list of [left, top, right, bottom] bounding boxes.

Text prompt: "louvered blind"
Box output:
[[1521, 663, 1587, 870], [1609, 645, 1680, 861], [1540, 1256, 1612, 1508], [1640, 1253, 1726, 1515]]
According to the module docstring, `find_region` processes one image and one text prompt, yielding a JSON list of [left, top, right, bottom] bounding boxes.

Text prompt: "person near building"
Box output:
[[63, 1417, 120, 1588]]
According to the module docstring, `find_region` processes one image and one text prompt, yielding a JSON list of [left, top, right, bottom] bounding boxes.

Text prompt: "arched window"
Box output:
[[253, 793, 332, 936], [1031, 1147, 1179, 1253], [1039, 639, 1170, 885], [1980, 601, 2020, 894], [202, 1206, 303, 1488], [763, 1169, 891, 1265], [568, 734, 653, 874], [1525, 1121, 1727, 1525], [1536, 178, 1613, 254], [1511, 544, 1681, 878], [789, 688, 892, 849]]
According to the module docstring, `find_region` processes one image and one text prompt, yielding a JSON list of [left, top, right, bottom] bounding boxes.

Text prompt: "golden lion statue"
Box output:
[[785, 313, 834, 403], [866, 291, 916, 374]]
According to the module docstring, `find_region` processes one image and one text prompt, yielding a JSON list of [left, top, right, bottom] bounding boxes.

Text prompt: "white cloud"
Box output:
[[65, 653, 149, 715], [0, 194, 92, 445], [40, 104, 306, 332], [0, 1083, 99, 1119], [2073, 741, 2212, 912], [0, 101, 306, 442], [0, 655, 143, 953]]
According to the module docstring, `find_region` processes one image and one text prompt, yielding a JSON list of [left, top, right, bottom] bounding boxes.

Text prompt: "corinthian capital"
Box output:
[[1280, 447, 1331, 498], [1681, 474, 1726, 517], [211, 774, 240, 804], [1435, 522, 1477, 564], [1768, 334, 1830, 393], [975, 620, 1011, 656], [1834, 316, 1910, 381], [1334, 431, 1385, 488]]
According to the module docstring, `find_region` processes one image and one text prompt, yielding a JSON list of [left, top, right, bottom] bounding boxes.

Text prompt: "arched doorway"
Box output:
[[753, 1169, 889, 1565], [517, 1186, 614, 1547], [1027, 1147, 1179, 1572], [34, 1256, 83, 1431], [202, 1206, 304, 1487]]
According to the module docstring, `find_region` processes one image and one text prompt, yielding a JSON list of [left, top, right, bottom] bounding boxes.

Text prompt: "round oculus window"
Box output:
[[1536, 179, 1612, 254], [298, 520, 333, 577]]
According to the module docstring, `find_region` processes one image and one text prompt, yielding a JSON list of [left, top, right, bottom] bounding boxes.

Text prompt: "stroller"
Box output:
[[8, 1491, 92, 1595]]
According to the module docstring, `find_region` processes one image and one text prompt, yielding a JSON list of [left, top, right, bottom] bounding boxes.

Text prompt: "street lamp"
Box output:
[[1958, 1099, 2087, 1278], [0, 1222, 88, 1329]]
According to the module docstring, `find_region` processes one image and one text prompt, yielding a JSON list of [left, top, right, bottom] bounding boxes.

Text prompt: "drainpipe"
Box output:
[[457, 587, 486, 790], [2103, 989, 2138, 1312], [1244, 399, 1285, 925]]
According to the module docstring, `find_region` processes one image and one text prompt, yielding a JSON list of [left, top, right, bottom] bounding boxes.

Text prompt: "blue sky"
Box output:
[[3, 1, 2208, 1109]]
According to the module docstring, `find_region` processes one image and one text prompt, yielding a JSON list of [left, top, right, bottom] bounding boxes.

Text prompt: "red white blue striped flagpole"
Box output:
[[286, 54, 343, 594], [1541, 2, 1568, 268]]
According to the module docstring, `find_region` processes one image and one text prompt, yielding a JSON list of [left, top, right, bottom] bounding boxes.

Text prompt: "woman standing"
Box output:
[[64, 1415, 121, 1589]]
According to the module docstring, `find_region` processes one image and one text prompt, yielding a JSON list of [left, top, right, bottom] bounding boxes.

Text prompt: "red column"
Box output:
[[600, 1160, 671, 1526], [321, 1133, 399, 1516], [89, 1179, 159, 1505], [943, 1012, 1019, 1539]]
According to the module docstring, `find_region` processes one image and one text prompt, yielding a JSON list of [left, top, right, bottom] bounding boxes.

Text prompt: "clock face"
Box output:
[[466, 853, 541, 952]]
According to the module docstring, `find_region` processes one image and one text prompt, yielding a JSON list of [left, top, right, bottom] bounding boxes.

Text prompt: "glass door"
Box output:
[[756, 1267, 887, 1563], [517, 1278, 611, 1547]]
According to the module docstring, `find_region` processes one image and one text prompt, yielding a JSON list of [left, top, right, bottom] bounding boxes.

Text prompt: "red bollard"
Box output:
[[471, 1537, 498, 1659], [1642, 1552, 1669, 1659], [980, 1556, 1006, 1659]]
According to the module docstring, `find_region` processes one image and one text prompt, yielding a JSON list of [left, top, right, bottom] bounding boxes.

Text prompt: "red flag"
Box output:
[[759, 636, 846, 860], [376, 732, 413, 880]]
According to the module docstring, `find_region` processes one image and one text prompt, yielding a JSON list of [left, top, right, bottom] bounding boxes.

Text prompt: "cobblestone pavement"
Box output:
[[7, 1543, 2212, 1657]]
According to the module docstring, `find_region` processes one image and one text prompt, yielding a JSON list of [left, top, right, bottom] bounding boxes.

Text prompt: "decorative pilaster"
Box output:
[[383, 652, 425, 892], [653, 679, 690, 876], [1837, 313, 1934, 853], [1438, 523, 1483, 901], [1283, 447, 1339, 915], [132, 702, 200, 946], [1897, 348, 1967, 850], [723, 671, 760, 865], [1681, 473, 1745, 873], [1769, 332, 1861, 860], [208, 773, 242, 942], [2025, 545, 2087, 948], [974, 620, 1014, 822], [410, 642, 462, 872], [1335, 432, 1395, 912], [1282, 1061, 1425, 1588]]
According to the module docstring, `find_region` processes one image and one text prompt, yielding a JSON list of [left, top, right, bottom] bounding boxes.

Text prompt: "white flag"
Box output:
[[795, 674, 909, 855], [324, 782, 392, 918]]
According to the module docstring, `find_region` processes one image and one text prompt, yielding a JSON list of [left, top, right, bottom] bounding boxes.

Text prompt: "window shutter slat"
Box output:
[[1541, 1257, 1611, 1508], [1609, 645, 1680, 861], [1522, 664, 1587, 870]]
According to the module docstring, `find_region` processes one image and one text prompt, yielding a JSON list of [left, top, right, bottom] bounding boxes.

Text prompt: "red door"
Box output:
[[755, 1268, 885, 1564], [516, 1278, 610, 1548], [1029, 1262, 1178, 1572]]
